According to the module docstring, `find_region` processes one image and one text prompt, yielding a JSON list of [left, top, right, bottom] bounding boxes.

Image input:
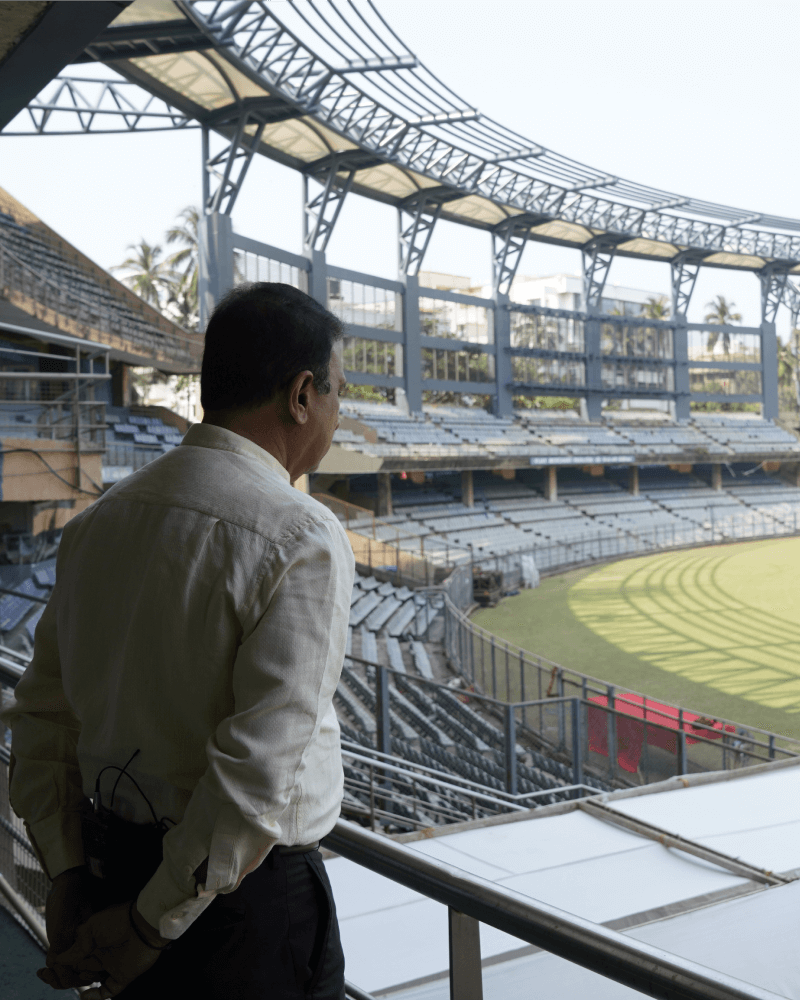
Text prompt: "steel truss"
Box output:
[[491, 216, 546, 296], [785, 282, 800, 331], [670, 250, 707, 318], [202, 116, 265, 216], [2, 77, 197, 135], [303, 151, 382, 254], [582, 236, 626, 311], [9, 1, 800, 268], [397, 187, 464, 277], [759, 262, 794, 325], [176, 1, 800, 263]]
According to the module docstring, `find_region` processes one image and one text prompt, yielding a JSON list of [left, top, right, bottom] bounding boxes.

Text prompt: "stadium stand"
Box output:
[[335, 400, 800, 468], [0, 190, 199, 369]]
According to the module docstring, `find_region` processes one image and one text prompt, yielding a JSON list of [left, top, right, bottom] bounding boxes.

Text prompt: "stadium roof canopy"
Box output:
[[7, 0, 800, 274]]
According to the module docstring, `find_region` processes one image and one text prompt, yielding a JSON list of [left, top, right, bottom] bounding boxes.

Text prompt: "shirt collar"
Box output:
[[180, 423, 291, 484]]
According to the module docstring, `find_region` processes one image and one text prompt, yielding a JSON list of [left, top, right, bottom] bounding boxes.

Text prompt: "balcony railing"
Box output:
[[0, 650, 781, 999], [324, 817, 776, 999]]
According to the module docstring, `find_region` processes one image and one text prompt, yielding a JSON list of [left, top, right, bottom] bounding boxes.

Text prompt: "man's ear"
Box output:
[[289, 371, 314, 423]]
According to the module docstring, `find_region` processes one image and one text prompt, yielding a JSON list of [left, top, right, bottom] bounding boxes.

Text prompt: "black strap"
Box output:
[[128, 900, 172, 950]]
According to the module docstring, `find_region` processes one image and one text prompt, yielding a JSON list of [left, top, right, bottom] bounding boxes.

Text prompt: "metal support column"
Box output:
[[303, 154, 359, 255], [711, 463, 722, 491], [582, 236, 620, 422], [402, 273, 423, 413], [757, 264, 788, 421], [306, 247, 328, 309], [544, 465, 557, 502], [448, 909, 483, 1000], [670, 251, 704, 320], [377, 472, 393, 517], [398, 194, 446, 415], [670, 251, 705, 421], [571, 699, 584, 794], [461, 469, 474, 508], [504, 703, 517, 795], [584, 313, 603, 420], [491, 216, 536, 419], [198, 112, 267, 328], [198, 211, 234, 330], [607, 685, 617, 779], [493, 294, 513, 418], [375, 665, 391, 757], [629, 465, 639, 496], [760, 320, 780, 420], [672, 314, 691, 421]]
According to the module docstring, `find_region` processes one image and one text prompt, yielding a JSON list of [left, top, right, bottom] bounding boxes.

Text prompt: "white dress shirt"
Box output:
[[1, 423, 355, 939]]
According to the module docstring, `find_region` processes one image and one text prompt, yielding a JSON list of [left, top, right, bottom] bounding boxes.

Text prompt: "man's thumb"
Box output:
[[84, 976, 124, 999]]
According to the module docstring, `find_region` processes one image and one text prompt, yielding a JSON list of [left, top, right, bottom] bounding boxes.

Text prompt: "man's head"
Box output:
[[200, 283, 346, 479]]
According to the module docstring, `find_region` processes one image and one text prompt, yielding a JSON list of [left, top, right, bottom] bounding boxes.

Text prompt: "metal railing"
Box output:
[[0, 644, 778, 1000], [103, 441, 168, 473], [340, 739, 595, 832], [441, 593, 800, 780], [0, 400, 107, 448], [323, 817, 778, 999], [469, 510, 800, 586]]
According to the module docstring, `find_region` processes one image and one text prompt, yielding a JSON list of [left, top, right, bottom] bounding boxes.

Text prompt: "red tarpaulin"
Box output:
[[588, 694, 736, 773]]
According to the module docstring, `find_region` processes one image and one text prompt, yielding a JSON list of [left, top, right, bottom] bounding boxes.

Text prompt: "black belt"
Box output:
[[276, 842, 319, 855]]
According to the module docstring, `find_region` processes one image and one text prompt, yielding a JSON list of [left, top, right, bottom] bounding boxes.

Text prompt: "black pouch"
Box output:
[[81, 804, 168, 899]]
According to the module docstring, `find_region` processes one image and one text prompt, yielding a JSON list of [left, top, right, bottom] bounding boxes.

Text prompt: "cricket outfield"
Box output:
[[471, 537, 800, 740]]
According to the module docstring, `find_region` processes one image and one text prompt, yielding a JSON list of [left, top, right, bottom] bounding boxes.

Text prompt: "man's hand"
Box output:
[[37, 900, 171, 997], [37, 866, 100, 990]]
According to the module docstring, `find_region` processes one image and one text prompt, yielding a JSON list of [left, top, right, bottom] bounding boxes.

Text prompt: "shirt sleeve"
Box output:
[[0, 550, 92, 881], [135, 513, 354, 940]]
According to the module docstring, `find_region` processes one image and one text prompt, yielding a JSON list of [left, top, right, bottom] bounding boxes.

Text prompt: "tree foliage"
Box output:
[[113, 207, 200, 330], [703, 295, 742, 355]]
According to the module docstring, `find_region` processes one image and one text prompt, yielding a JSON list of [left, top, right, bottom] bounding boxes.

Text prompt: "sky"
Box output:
[[1, 0, 798, 334]]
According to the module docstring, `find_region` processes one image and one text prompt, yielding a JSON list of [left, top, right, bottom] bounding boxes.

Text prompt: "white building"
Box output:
[[505, 273, 668, 317]]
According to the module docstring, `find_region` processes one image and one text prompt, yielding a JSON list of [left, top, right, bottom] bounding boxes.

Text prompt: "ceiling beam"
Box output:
[[0, 1, 130, 131]]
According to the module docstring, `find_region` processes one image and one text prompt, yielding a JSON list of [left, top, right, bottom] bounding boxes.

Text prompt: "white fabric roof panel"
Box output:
[[329, 761, 800, 999]]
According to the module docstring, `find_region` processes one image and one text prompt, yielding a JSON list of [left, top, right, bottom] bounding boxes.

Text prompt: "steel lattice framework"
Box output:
[[5, 0, 800, 282]]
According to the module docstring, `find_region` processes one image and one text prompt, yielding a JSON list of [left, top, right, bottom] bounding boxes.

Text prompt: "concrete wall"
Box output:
[[0, 437, 103, 502]]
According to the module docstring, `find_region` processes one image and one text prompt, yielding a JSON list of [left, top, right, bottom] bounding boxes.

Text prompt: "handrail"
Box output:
[[323, 817, 778, 1000], [341, 740, 595, 810]]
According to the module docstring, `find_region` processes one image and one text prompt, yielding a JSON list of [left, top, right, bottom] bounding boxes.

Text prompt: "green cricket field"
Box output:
[[472, 536, 800, 740]]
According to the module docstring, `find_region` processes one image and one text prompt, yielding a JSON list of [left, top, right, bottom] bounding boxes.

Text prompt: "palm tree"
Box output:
[[641, 296, 670, 320], [165, 207, 199, 294], [112, 239, 172, 308], [704, 295, 742, 355], [164, 268, 199, 331]]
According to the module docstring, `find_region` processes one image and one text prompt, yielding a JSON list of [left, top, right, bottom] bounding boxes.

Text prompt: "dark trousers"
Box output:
[[86, 818, 346, 1000]]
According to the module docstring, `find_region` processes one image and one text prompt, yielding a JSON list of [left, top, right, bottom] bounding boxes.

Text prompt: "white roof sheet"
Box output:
[[327, 761, 800, 998]]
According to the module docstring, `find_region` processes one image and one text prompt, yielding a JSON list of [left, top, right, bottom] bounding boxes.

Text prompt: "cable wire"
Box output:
[[0, 449, 104, 497]]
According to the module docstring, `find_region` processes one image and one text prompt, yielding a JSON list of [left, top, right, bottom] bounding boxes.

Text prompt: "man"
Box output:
[[0, 282, 355, 999]]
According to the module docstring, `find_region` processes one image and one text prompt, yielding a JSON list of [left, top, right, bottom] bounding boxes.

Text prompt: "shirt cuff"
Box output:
[[137, 859, 218, 940], [26, 810, 87, 881]]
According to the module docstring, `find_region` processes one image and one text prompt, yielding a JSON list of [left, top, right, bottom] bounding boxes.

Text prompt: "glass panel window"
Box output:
[[419, 298, 493, 344], [511, 356, 585, 386], [688, 330, 761, 363], [690, 369, 762, 395], [600, 322, 673, 359], [510, 313, 584, 352], [233, 250, 307, 292], [342, 337, 402, 377], [601, 362, 674, 391], [327, 279, 399, 331], [421, 348, 494, 382]]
